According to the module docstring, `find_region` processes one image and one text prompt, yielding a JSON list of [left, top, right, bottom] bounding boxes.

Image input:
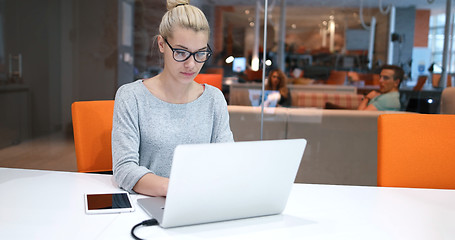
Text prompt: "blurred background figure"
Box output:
[[266, 69, 291, 107]]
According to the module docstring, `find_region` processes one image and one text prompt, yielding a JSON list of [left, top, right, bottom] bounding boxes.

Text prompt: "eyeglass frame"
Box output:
[[163, 38, 212, 63]]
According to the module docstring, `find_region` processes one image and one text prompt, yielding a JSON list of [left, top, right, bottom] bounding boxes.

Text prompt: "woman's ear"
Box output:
[[157, 35, 165, 53]]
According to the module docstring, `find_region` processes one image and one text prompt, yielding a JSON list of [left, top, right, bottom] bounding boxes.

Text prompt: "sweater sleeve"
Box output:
[[112, 86, 151, 193], [210, 87, 234, 143]]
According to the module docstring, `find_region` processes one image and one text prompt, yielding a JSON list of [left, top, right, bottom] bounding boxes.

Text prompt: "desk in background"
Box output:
[[228, 82, 358, 107], [1, 167, 454, 240]]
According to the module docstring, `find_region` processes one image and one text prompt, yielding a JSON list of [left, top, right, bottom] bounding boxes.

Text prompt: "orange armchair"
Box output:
[[244, 69, 263, 82], [432, 74, 452, 88], [71, 100, 115, 173], [377, 114, 455, 189], [194, 73, 223, 91], [326, 70, 347, 85], [412, 75, 428, 91]]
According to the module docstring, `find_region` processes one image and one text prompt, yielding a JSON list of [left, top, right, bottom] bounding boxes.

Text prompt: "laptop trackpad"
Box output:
[[137, 197, 166, 224]]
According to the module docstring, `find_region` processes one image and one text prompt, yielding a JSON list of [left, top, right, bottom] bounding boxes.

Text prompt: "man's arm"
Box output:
[[357, 96, 370, 110], [362, 102, 378, 111], [358, 91, 380, 110]]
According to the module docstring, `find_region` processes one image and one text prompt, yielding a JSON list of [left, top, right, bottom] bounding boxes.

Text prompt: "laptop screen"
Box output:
[[248, 89, 281, 107]]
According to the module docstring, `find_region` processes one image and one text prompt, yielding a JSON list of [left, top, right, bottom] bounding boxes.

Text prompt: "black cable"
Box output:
[[131, 219, 159, 240]]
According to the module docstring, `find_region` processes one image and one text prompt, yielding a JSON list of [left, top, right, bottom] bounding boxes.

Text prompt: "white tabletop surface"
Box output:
[[1, 167, 454, 240]]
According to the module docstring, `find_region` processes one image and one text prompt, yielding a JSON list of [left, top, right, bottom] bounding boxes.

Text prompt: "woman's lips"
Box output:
[[181, 72, 195, 77]]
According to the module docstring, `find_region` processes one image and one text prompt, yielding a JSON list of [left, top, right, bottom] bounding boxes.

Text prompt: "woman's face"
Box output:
[[159, 26, 209, 84], [270, 72, 280, 88]]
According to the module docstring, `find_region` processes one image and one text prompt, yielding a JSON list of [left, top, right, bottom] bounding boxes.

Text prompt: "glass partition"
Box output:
[[221, 0, 450, 187], [0, 1, 451, 185]]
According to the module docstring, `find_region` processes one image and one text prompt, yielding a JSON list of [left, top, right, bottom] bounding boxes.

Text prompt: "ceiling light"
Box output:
[[225, 56, 234, 64]]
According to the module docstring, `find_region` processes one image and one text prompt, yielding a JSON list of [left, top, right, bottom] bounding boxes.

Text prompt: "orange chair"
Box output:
[[244, 68, 263, 82], [72, 100, 114, 173], [348, 72, 380, 86], [360, 73, 380, 86], [326, 70, 347, 85], [412, 75, 428, 91], [194, 73, 223, 91], [377, 114, 455, 189], [432, 74, 452, 88]]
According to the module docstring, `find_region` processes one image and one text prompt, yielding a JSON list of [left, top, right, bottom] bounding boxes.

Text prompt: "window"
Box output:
[[428, 13, 455, 73]]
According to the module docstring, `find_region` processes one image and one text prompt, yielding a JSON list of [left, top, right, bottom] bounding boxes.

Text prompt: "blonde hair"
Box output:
[[159, 0, 210, 39]]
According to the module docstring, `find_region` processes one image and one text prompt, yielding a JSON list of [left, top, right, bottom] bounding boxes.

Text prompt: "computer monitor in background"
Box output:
[[232, 57, 246, 73]]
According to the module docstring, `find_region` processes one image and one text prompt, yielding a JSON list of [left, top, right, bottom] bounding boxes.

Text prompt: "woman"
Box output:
[[266, 69, 291, 107], [112, 0, 234, 197]]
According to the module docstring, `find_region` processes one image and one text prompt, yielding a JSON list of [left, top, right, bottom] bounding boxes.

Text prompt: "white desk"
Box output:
[[1, 167, 454, 240]]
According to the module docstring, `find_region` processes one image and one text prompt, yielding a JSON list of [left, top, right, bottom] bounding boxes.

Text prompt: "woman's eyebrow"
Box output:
[[175, 44, 208, 51]]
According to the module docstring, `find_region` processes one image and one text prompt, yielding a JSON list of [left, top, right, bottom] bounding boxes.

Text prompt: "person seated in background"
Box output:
[[266, 69, 291, 107], [357, 65, 403, 111]]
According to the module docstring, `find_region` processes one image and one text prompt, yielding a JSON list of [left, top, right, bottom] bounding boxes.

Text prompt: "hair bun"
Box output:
[[167, 0, 189, 11], [159, 0, 209, 39]]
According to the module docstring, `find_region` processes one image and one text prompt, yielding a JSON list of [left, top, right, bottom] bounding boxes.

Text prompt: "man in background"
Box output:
[[357, 65, 404, 111]]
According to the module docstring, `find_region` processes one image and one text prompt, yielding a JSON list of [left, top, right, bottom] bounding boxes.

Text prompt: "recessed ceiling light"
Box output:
[[225, 56, 234, 64]]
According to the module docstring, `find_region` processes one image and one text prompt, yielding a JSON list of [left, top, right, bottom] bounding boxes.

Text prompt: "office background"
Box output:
[[0, 0, 452, 171]]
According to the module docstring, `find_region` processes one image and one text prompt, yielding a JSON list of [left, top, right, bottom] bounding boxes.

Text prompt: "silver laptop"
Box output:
[[137, 139, 307, 228]]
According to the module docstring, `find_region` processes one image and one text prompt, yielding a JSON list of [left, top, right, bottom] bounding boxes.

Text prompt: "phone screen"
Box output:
[[86, 193, 132, 211]]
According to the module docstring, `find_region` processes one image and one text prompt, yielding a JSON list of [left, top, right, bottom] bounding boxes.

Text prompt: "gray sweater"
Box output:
[[112, 80, 234, 192]]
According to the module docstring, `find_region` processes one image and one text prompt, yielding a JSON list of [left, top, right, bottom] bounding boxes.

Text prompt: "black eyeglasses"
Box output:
[[164, 38, 212, 63]]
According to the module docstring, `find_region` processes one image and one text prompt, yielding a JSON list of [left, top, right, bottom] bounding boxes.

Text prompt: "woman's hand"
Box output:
[[133, 173, 169, 197]]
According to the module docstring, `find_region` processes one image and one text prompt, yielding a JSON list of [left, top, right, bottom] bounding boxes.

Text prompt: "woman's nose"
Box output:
[[184, 56, 196, 68]]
